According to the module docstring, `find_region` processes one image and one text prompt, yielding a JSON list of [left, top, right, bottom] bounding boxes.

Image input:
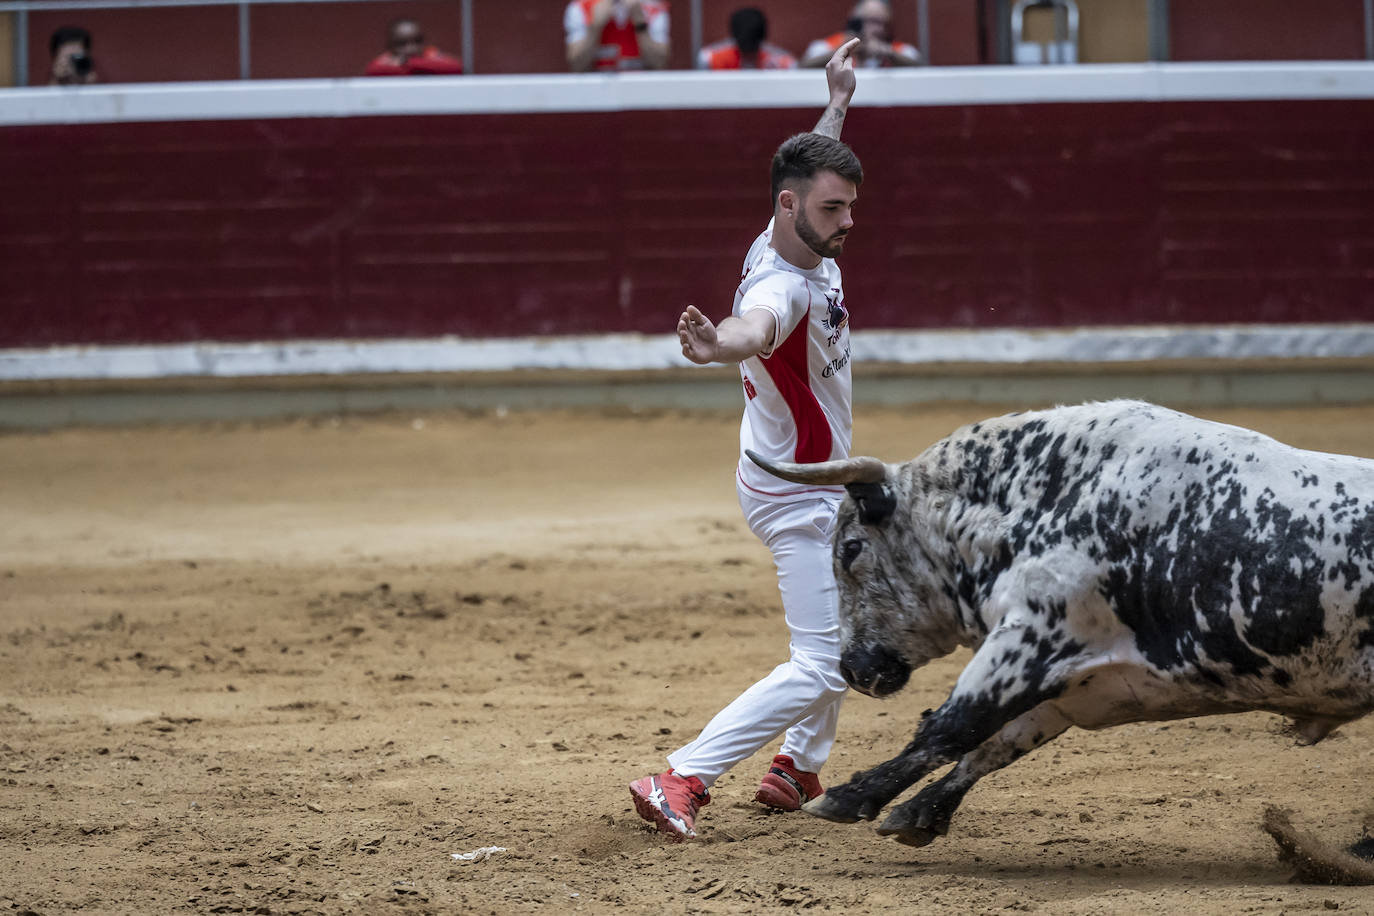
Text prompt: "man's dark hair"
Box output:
[[769, 133, 864, 206], [729, 7, 768, 55], [49, 25, 91, 57]]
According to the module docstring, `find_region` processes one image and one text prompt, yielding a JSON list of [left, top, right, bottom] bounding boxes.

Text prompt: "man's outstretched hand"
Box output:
[[677, 305, 720, 365]]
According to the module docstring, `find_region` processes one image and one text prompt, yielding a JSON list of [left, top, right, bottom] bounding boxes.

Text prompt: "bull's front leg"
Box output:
[[875, 702, 1070, 846], [806, 618, 1075, 826]]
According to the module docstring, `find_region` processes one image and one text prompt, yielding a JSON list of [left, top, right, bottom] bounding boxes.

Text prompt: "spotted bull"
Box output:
[[748, 400, 1374, 848]]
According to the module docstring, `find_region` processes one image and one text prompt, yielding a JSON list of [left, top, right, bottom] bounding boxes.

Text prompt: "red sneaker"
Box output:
[[754, 754, 823, 811], [629, 770, 710, 840]]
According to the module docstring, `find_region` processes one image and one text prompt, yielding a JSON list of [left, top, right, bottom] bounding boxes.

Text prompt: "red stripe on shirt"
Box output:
[[760, 295, 832, 464]]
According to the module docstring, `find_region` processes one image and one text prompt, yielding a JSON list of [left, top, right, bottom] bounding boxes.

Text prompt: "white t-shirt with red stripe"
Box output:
[[734, 220, 852, 502]]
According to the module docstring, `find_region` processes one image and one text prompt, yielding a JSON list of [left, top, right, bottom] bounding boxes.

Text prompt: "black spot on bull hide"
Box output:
[[1094, 461, 1330, 677]]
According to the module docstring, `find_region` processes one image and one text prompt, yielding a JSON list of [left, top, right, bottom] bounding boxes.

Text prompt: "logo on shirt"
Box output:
[[823, 290, 848, 347], [821, 346, 851, 379]]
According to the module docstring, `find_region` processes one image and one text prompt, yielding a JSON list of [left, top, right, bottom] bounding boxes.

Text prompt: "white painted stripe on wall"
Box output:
[[859, 324, 1374, 364], [2, 63, 1373, 127], [3, 324, 1371, 382]]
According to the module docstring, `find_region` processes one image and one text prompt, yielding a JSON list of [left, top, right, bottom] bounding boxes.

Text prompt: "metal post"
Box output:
[[461, 0, 473, 73], [690, 0, 701, 70], [14, 6, 27, 86], [1365, 0, 1373, 60], [237, 1, 250, 78], [916, 0, 930, 64], [994, 0, 1011, 63], [1147, 0, 1169, 62]]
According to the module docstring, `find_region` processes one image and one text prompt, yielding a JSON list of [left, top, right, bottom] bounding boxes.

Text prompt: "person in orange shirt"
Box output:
[[364, 18, 463, 76], [698, 7, 797, 71], [565, 0, 670, 72], [801, 0, 919, 69]]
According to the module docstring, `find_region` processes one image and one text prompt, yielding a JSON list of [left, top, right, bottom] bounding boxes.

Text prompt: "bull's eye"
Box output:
[[840, 538, 865, 572]]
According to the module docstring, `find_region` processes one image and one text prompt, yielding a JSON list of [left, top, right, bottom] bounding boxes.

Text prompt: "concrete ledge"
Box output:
[[4, 64, 1374, 128], [3, 360, 1371, 430], [5, 326, 1373, 383]]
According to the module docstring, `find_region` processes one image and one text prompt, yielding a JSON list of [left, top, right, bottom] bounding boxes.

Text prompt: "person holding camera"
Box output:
[[364, 18, 462, 76], [564, 0, 670, 72], [801, 0, 919, 68], [48, 26, 98, 86]]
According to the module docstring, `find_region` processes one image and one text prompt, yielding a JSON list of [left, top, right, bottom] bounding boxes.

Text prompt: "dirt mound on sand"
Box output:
[[1262, 807, 1374, 886]]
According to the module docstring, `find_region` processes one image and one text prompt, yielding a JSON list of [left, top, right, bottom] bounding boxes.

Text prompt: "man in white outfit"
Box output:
[[630, 37, 864, 840]]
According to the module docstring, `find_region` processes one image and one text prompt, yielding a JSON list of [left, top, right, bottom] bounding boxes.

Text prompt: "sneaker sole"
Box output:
[[630, 783, 694, 840], [755, 774, 803, 811]]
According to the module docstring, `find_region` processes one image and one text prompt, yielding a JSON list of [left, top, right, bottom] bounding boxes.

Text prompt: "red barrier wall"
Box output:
[[1170, 0, 1367, 62], [3, 98, 1371, 347]]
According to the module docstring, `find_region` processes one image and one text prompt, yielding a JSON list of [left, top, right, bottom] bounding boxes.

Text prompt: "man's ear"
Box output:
[[778, 188, 797, 218]]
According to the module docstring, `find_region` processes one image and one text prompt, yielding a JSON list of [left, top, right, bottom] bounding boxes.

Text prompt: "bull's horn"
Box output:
[[745, 449, 887, 485]]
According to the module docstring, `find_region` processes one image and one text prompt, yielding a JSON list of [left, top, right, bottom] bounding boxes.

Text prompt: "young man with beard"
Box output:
[[629, 37, 864, 841]]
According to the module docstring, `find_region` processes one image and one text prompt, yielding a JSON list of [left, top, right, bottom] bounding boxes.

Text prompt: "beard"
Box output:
[[795, 208, 848, 259]]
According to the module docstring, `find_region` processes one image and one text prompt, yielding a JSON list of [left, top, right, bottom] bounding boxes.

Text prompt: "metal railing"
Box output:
[[6, 0, 1374, 87]]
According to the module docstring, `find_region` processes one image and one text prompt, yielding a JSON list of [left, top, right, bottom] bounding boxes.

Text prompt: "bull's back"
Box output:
[[1081, 405, 1374, 705], [944, 401, 1374, 709]]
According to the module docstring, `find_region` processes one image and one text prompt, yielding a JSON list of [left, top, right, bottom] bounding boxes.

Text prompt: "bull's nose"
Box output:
[[840, 643, 911, 697]]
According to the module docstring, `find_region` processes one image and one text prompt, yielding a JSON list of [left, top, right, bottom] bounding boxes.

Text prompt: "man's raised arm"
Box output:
[[812, 37, 860, 140]]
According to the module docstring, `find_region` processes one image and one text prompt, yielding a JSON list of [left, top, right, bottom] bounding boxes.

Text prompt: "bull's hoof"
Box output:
[[875, 807, 949, 847], [802, 786, 881, 823], [875, 822, 942, 848]]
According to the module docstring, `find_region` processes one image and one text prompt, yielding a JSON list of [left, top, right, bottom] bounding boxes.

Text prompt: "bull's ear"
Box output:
[[847, 482, 895, 525]]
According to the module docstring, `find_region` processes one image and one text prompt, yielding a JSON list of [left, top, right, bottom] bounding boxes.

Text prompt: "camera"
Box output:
[[71, 53, 92, 76]]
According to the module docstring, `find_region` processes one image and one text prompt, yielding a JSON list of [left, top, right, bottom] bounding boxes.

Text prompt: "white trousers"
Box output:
[[667, 485, 849, 787]]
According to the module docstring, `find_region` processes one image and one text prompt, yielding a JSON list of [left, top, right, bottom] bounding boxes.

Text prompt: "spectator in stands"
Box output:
[[801, 0, 919, 68], [48, 25, 98, 86], [698, 7, 797, 70], [565, 0, 670, 72], [364, 17, 462, 76]]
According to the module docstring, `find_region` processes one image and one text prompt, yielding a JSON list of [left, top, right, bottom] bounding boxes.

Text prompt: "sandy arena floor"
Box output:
[[3, 401, 1373, 915]]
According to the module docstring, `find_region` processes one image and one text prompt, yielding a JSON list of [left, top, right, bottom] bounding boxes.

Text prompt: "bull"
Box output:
[[748, 399, 1374, 849]]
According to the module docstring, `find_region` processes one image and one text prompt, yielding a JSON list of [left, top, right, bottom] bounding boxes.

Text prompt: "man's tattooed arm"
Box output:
[[813, 103, 848, 140], [812, 37, 859, 140]]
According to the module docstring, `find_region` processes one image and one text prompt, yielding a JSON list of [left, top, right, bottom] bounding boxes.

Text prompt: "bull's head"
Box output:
[[745, 449, 920, 698]]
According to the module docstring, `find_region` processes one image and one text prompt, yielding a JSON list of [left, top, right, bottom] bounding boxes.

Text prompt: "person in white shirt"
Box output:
[[630, 37, 864, 841], [564, 0, 670, 71]]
